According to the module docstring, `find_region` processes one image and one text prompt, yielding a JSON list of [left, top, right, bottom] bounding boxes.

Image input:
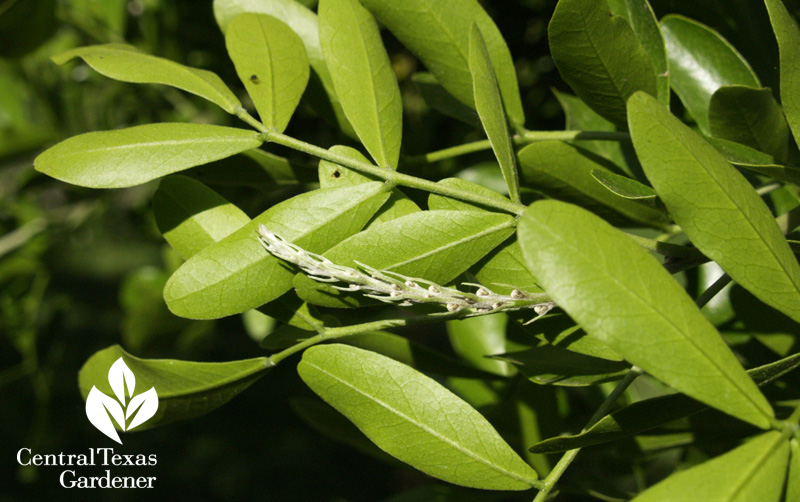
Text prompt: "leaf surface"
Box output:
[[53, 44, 241, 114], [764, 0, 800, 148], [629, 91, 800, 324], [34, 124, 262, 188], [298, 344, 539, 490], [518, 200, 773, 428]]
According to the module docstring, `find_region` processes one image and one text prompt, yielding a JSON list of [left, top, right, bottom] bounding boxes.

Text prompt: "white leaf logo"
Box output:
[[85, 357, 159, 444]]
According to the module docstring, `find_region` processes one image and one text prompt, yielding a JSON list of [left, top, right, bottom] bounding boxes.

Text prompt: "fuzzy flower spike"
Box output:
[[257, 225, 556, 322]]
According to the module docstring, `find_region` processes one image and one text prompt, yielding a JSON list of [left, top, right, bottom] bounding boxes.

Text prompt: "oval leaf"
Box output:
[[518, 200, 773, 428], [361, 0, 524, 127], [226, 13, 309, 132], [79, 345, 269, 429], [319, 0, 402, 168], [590, 169, 657, 200], [298, 343, 539, 490], [660, 15, 760, 133], [164, 183, 390, 319], [628, 91, 800, 324], [709, 85, 789, 160], [34, 123, 262, 189], [548, 0, 657, 127], [622, 0, 670, 107], [153, 175, 251, 260], [631, 431, 789, 502], [53, 44, 241, 114], [764, 0, 800, 148], [469, 25, 520, 203]]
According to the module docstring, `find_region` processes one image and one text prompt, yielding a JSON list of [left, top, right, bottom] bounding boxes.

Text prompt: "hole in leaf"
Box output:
[[332, 170, 341, 178]]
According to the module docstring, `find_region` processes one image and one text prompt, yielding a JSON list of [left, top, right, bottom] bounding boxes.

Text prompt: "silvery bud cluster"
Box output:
[[257, 225, 556, 321]]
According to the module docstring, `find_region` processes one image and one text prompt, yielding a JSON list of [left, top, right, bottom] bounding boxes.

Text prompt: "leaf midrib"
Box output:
[[304, 360, 536, 487]]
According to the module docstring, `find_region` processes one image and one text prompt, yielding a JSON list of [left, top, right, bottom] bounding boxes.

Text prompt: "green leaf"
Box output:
[[764, 0, 800, 149], [427, 178, 511, 213], [225, 14, 309, 132], [590, 169, 656, 200], [510, 314, 623, 363], [518, 200, 773, 429], [164, 183, 390, 319], [53, 44, 241, 114], [622, 0, 670, 107], [294, 210, 515, 308], [496, 345, 630, 386], [240, 148, 300, 186], [318, 145, 420, 224], [257, 292, 325, 332], [153, 176, 251, 260], [213, 0, 354, 136], [472, 239, 542, 296], [411, 73, 480, 127], [631, 432, 789, 502], [298, 344, 539, 490], [34, 124, 262, 189], [548, 0, 657, 127], [469, 25, 520, 203], [447, 314, 516, 377], [660, 15, 760, 133], [518, 141, 668, 228], [709, 86, 790, 160], [289, 397, 397, 463], [360, 0, 525, 127], [628, 91, 800, 324], [319, 0, 402, 168], [789, 439, 800, 502], [705, 136, 800, 187], [530, 352, 800, 453], [553, 90, 628, 172], [343, 331, 489, 378], [79, 345, 269, 429]]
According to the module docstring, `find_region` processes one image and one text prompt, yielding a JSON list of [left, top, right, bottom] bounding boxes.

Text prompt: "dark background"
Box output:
[[0, 0, 796, 500]]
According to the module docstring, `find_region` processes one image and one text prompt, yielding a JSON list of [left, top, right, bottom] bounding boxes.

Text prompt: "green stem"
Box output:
[[532, 367, 642, 502], [695, 273, 732, 309], [236, 108, 525, 215], [407, 130, 631, 165], [267, 313, 464, 366]]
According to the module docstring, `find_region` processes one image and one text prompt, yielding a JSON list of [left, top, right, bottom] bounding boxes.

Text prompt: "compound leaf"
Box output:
[[34, 124, 262, 189], [518, 200, 773, 429], [298, 344, 539, 490]]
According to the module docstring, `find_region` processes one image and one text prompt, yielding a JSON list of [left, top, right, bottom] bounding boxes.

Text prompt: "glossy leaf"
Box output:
[[660, 15, 760, 133], [319, 0, 402, 168], [213, 0, 354, 135], [447, 314, 515, 377], [295, 210, 515, 308], [497, 345, 629, 387], [164, 183, 390, 319], [765, 0, 800, 150], [518, 200, 773, 428], [631, 431, 789, 502], [629, 91, 800, 324], [79, 345, 269, 429], [298, 344, 539, 490], [530, 352, 800, 453], [412, 73, 480, 127], [623, 0, 670, 107], [706, 136, 800, 186], [548, 0, 657, 127], [518, 141, 667, 228], [360, 0, 524, 127], [34, 124, 262, 189], [153, 176, 250, 260], [590, 169, 656, 200], [788, 440, 800, 502], [469, 25, 520, 203], [53, 44, 241, 114], [553, 90, 628, 171], [709, 85, 789, 160], [225, 13, 309, 132]]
